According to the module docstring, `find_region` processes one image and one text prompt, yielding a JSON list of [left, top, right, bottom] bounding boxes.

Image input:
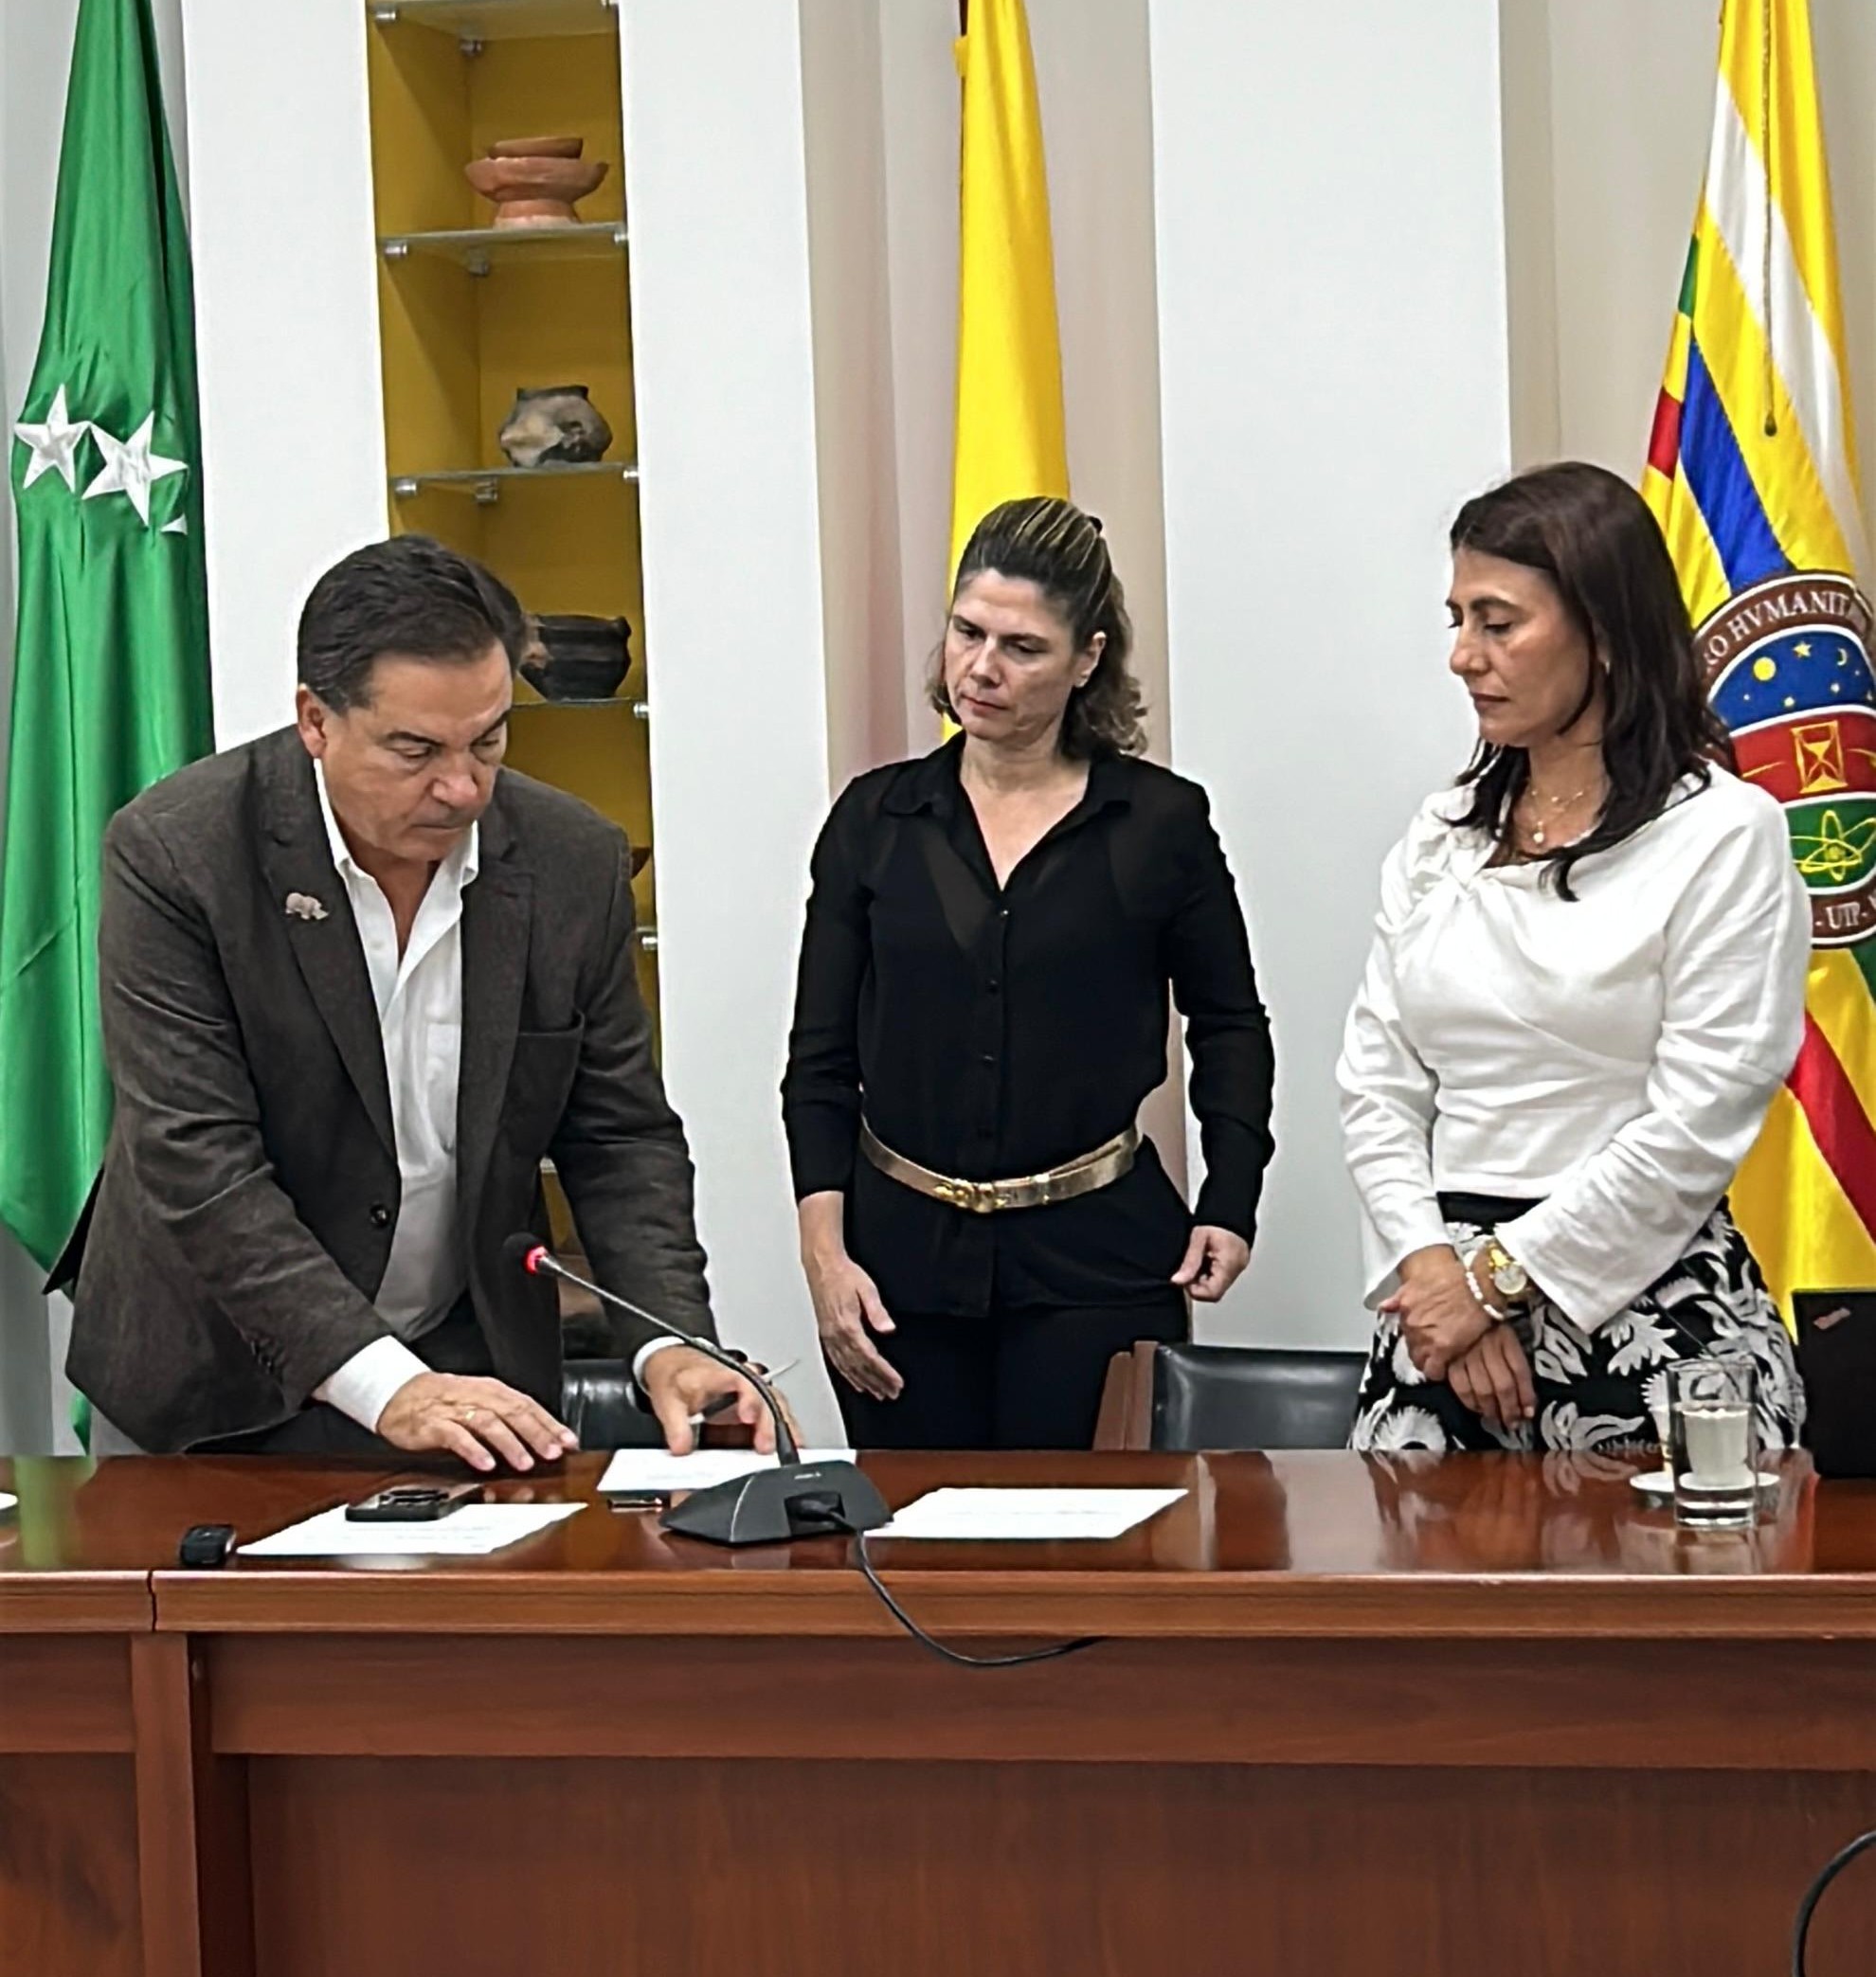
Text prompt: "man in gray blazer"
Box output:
[[58, 535, 768, 1465]]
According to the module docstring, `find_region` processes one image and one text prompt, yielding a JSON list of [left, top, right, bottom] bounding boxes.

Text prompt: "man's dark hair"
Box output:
[[297, 534, 529, 711]]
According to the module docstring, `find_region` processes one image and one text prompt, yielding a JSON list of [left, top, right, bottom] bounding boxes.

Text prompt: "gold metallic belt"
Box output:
[[858, 1121, 1139, 1214]]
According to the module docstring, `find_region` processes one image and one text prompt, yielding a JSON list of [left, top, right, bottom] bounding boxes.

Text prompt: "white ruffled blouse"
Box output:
[[1336, 769, 1810, 1329]]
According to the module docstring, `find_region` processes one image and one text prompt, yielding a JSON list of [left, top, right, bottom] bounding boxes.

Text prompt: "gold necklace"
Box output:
[[1517, 781, 1601, 849]]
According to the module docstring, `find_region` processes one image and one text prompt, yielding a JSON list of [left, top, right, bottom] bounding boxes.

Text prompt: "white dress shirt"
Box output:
[[309, 766, 674, 1433], [1336, 769, 1809, 1330]]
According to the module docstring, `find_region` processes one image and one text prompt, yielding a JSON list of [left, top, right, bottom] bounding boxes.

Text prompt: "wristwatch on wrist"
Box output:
[[1481, 1238, 1531, 1308], [1457, 1240, 1512, 1324]]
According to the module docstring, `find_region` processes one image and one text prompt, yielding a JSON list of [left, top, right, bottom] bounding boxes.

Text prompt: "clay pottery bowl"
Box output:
[[488, 135, 585, 160], [465, 139, 608, 226]]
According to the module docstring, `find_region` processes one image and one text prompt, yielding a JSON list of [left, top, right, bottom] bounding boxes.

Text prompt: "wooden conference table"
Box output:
[[8, 1447, 1876, 1977]]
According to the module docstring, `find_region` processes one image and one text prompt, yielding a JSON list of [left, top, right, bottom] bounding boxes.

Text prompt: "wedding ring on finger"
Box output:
[[460, 1406, 481, 1424]]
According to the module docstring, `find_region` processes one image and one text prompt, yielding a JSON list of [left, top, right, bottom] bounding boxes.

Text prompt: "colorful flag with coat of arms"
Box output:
[[1644, 0, 1876, 1307]]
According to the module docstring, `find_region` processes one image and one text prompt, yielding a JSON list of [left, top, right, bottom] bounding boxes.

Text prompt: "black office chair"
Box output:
[[560, 1358, 665, 1450], [1098, 1341, 1367, 1450], [1153, 1343, 1366, 1450]]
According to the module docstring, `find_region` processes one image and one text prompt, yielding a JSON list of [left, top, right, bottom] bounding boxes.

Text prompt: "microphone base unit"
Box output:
[[659, 1460, 891, 1547]]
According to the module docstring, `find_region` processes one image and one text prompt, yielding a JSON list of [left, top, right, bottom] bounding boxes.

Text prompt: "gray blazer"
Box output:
[[58, 727, 713, 1451]]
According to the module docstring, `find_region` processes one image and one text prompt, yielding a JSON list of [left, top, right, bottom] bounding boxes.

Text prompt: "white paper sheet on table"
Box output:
[[238, 1501, 583, 1557], [597, 1447, 857, 1496], [873, 1487, 1186, 1540]]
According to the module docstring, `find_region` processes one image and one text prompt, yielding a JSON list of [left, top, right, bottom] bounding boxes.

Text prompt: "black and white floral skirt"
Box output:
[[1349, 1199, 1805, 1455]]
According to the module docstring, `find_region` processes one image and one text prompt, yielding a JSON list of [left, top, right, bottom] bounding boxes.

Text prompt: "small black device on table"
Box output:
[[344, 1483, 483, 1522], [177, 1523, 236, 1568]]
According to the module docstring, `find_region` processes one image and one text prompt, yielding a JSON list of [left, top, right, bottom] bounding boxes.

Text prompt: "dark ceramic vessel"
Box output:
[[497, 385, 613, 468], [521, 613, 633, 701]]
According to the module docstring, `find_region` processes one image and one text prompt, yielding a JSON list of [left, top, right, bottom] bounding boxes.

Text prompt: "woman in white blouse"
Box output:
[[1339, 462, 1809, 1453]]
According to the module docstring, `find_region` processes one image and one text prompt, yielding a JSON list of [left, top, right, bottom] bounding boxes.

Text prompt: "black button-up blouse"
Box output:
[[782, 739, 1276, 1315]]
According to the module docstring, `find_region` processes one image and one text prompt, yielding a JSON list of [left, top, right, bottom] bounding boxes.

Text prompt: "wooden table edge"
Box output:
[[0, 1573, 155, 1632], [149, 1567, 1876, 1638]]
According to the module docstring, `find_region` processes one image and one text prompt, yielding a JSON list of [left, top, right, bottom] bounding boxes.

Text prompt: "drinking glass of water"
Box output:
[[1669, 1356, 1759, 1528]]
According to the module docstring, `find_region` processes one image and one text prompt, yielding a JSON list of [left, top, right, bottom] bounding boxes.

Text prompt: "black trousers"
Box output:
[[833, 1292, 1188, 1451]]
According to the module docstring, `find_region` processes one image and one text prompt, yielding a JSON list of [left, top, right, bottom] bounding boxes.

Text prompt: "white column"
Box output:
[[620, 0, 838, 1435], [180, 0, 387, 746], [1148, 0, 1513, 1352], [801, 0, 910, 782], [875, 0, 959, 749], [1028, 0, 1168, 753]]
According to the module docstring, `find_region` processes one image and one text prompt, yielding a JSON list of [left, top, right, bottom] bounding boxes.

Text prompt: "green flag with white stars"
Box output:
[[2, 0, 214, 1274]]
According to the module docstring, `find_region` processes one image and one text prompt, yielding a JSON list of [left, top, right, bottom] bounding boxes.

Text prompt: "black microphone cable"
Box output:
[[787, 1498, 1103, 1668], [512, 1238, 1107, 1666], [853, 1531, 1103, 1668], [1793, 1826, 1876, 1974]]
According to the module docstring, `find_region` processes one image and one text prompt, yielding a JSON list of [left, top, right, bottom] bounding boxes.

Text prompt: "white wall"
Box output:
[[875, 0, 961, 750], [1497, 0, 1560, 465], [180, 0, 387, 745], [621, 0, 842, 1438], [1149, 0, 1512, 1354], [1032, 0, 1169, 759], [801, 0, 910, 782]]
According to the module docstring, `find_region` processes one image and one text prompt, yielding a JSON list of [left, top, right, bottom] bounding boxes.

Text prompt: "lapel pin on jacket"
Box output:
[[283, 891, 329, 923]]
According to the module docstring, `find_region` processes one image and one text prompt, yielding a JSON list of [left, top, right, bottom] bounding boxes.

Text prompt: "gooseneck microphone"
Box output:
[[503, 1233, 888, 1546], [507, 1235, 1102, 1663], [504, 1231, 799, 1460]]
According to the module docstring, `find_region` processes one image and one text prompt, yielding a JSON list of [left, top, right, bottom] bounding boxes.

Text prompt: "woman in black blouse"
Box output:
[[783, 497, 1275, 1448]]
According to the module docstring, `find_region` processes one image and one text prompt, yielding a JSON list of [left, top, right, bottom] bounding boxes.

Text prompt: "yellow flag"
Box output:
[[949, 0, 1067, 582]]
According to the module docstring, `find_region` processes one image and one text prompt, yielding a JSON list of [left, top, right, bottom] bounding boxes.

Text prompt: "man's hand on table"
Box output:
[[639, 1345, 797, 1457], [374, 1350, 797, 1470], [377, 1373, 578, 1473]]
